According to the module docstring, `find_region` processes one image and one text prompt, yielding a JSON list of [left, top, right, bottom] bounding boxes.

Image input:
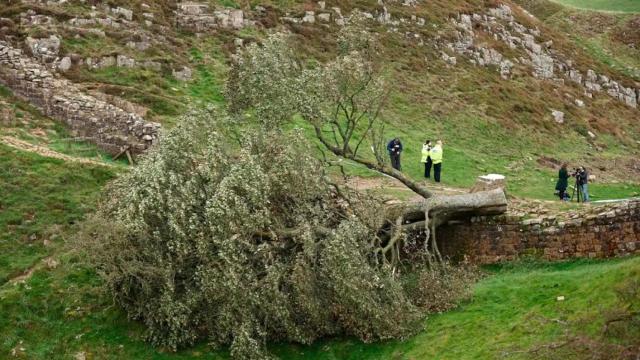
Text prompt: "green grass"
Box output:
[[273, 257, 640, 359], [1, 206, 637, 360], [550, 0, 640, 12], [0, 144, 115, 284]]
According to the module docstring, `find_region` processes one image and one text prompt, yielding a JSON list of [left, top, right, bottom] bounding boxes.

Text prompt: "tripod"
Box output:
[[571, 176, 582, 203]]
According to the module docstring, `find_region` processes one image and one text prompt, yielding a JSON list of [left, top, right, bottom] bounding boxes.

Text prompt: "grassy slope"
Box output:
[[549, 0, 640, 13], [6, 0, 639, 200], [1, 171, 637, 360], [274, 257, 640, 359]]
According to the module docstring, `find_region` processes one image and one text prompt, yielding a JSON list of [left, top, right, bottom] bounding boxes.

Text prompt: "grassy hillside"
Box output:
[[1, 0, 640, 358], [3, 0, 639, 200], [549, 0, 640, 13]]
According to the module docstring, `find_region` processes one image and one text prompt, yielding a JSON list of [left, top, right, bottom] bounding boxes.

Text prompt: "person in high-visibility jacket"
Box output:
[[430, 140, 443, 183], [421, 140, 433, 179]]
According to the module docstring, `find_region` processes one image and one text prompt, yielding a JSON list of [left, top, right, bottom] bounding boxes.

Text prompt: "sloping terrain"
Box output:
[[0, 0, 639, 358], [1, 0, 639, 199]]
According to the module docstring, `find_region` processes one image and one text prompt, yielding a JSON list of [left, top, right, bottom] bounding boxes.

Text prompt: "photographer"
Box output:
[[574, 166, 590, 203]]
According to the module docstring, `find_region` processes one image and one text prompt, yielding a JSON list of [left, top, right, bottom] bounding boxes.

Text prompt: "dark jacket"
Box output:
[[555, 168, 569, 191], [387, 139, 403, 155], [578, 170, 589, 186]]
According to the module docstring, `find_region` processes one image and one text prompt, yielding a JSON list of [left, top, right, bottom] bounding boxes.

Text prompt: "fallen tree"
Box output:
[[79, 109, 477, 359], [80, 16, 506, 359]]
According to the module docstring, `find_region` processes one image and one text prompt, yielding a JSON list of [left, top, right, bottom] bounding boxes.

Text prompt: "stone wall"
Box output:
[[0, 41, 160, 155], [438, 199, 640, 264]]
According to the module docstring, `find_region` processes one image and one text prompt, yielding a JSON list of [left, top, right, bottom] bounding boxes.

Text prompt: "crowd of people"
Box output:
[[386, 138, 444, 183]]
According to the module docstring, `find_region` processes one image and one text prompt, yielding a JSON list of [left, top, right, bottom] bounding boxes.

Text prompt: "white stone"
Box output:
[[302, 11, 315, 23], [551, 109, 564, 124], [172, 66, 192, 81], [318, 13, 331, 22], [575, 99, 585, 107], [58, 56, 72, 71]]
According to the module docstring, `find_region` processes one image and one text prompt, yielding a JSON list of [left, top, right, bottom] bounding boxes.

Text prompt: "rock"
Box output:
[[500, 60, 513, 79], [318, 13, 331, 22], [588, 131, 596, 139], [318, 1, 326, 10], [234, 38, 244, 47], [230, 10, 244, 28], [74, 352, 86, 360], [302, 11, 315, 23], [568, 69, 582, 84], [441, 52, 456, 66], [575, 99, 585, 107], [531, 53, 554, 79], [112, 7, 133, 21], [551, 109, 564, 124], [116, 55, 135, 68], [45, 258, 59, 269], [172, 66, 192, 81], [470, 174, 506, 193], [25, 35, 60, 62], [126, 41, 151, 52], [58, 56, 72, 72], [97, 56, 116, 68]]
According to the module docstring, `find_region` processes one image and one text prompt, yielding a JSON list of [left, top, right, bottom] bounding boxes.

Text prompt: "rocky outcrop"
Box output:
[[445, 5, 640, 109], [439, 199, 640, 264], [175, 3, 252, 32], [0, 42, 160, 155]]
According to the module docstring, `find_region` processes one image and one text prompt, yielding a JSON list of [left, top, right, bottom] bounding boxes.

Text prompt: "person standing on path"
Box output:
[[421, 140, 433, 178], [555, 163, 570, 201], [387, 138, 403, 171], [431, 140, 443, 183]]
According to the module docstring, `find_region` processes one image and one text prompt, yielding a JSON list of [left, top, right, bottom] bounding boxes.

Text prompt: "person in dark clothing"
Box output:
[[555, 163, 570, 201], [387, 138, 403, 171], [576, 166, 590, 202], [421, 140, 433, 178]]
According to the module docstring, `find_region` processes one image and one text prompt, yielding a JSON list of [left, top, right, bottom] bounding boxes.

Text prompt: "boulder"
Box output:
[[172, 66, 192, 81], [551, 109, 564, 124], [58, 56, 72, 72], [112, 7, 133, 21], [25, 35, 60, 62], [302, 11, 316, 23], [116, 55, 135, 68]]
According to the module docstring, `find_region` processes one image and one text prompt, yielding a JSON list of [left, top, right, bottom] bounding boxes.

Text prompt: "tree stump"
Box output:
[[470, 174, 506, 194]]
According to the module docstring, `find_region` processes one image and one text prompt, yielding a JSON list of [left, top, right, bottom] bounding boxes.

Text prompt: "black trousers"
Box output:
[[433, 163, 442, 182], [390, 153, 401, 170], [424, 157, 432, 178]]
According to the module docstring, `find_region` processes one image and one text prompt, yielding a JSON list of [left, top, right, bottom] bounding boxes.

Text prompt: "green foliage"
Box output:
[[79, 108, 431, 358]]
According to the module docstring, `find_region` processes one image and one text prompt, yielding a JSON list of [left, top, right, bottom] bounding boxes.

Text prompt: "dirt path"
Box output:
[[1, 136, 115, 167]]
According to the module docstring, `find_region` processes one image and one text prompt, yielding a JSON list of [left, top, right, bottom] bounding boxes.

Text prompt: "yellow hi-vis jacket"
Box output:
[[421, 145, 431, 163], [430, 145, 443, 164]]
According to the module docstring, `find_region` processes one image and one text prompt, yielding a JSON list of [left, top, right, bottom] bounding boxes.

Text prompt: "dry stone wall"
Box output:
[[438, 199, 640, 264], [0, 41, 160, 155]]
